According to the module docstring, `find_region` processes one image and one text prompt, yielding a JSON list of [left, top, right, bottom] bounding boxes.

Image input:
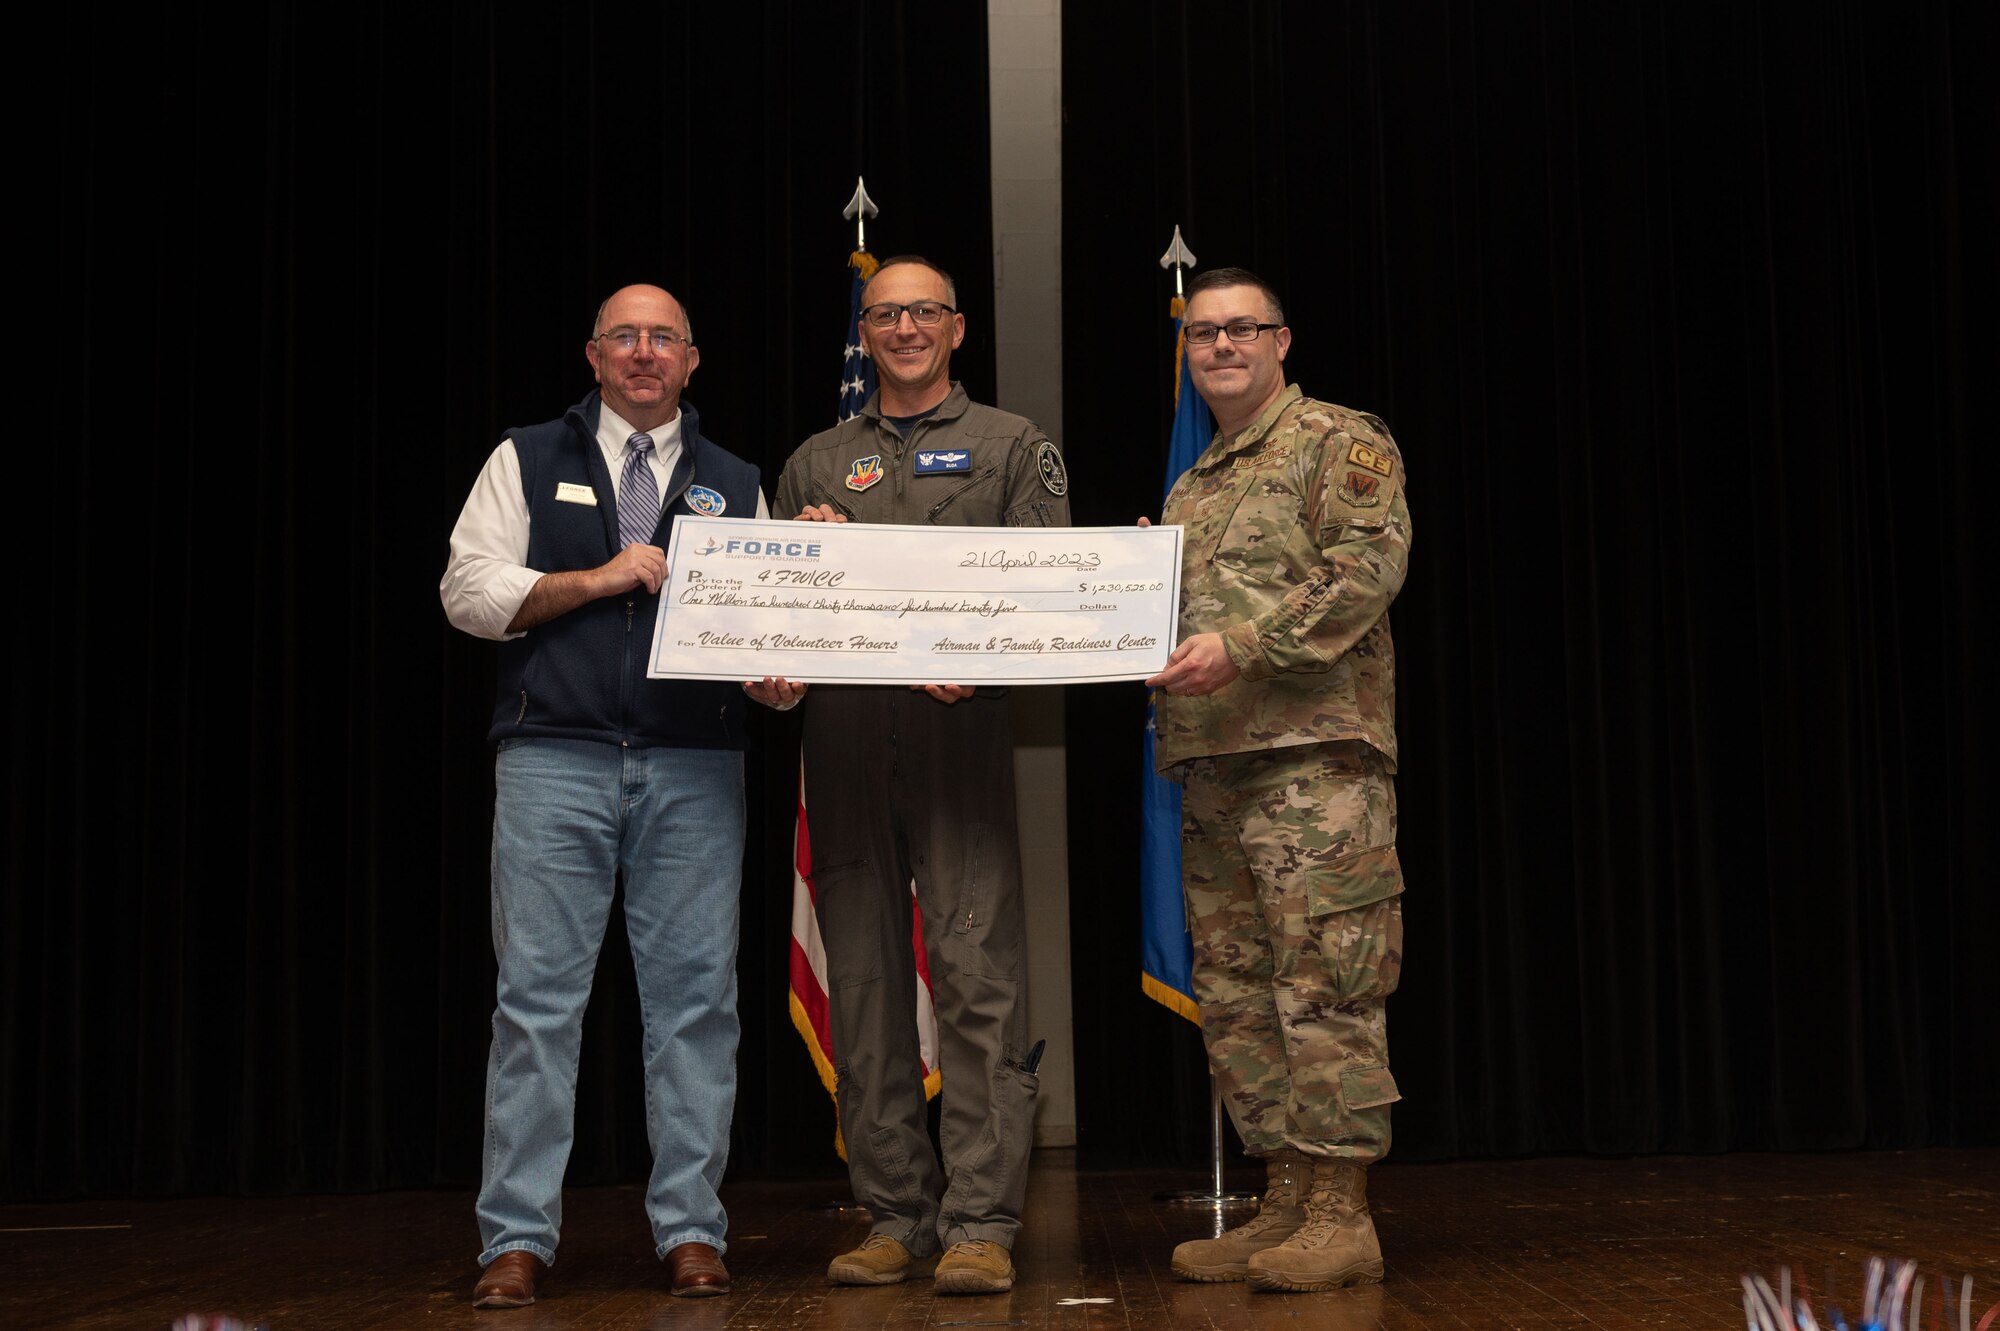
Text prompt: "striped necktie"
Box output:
[[618, 432, 661, 548]]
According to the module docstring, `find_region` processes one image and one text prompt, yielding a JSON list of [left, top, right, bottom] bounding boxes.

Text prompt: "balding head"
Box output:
[[584, 285, 701, 431], [593, 285, 694, 347]]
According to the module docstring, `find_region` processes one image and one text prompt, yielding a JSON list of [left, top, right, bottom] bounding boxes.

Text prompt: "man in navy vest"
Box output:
[[442, 284, 771, 1306]]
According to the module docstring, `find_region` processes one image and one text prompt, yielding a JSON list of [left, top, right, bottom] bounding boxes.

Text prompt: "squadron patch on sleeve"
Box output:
[[684, 484, 727, 515], [1337, 471, 1382, 507], [846, 455, 885, 492], [1347, 438, 1395, 477], [1035, 440, 1069, 496]]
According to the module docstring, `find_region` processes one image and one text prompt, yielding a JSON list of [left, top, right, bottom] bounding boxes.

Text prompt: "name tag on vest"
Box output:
[[555, 482, 597, 506]]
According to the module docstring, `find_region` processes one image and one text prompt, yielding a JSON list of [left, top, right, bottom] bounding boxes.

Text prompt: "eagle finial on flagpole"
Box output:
[[844, 177, 880, 254], [1159, 225, 1197, 318]]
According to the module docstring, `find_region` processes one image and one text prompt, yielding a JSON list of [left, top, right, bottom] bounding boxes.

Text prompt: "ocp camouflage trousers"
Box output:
[[1179, 741, 1404, 1163]]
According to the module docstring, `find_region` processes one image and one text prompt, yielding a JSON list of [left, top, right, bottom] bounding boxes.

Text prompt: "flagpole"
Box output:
[[1147, 225, 1254, 1211], [803, 177, 890, 1212]]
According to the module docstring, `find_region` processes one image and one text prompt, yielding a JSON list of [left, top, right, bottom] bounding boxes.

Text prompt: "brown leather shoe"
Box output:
[[666, 1241, 731, 1297], [472, 1251, 546, 1308]]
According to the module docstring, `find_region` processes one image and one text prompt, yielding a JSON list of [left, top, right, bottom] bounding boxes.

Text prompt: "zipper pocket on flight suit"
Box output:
[[806, 479, 858, 520], [949, 826, 990, 934], [926, 466, 999, 522]]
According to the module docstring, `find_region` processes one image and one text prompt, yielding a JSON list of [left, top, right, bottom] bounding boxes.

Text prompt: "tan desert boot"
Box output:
[[1246, 1157, 1384, 1291], [934, 1239, 1014, 1294], [1170, 1151, 1309, 1282], [827, 1233, 937, 1285]]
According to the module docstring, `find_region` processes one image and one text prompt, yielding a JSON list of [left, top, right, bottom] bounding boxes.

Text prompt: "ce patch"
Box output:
[[684, 484, 727, 515], [1036, 440, 1068, 496], [1347, 438, 1394, 477]]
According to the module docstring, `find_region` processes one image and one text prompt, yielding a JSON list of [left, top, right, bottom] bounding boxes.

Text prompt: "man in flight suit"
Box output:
[[753, 255, 1070, 1295]]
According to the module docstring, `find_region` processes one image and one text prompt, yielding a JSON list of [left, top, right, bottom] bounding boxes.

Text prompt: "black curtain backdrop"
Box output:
[[7, 2, 993, 1199], [6, 0, 1994, 1204], [1063, 0, 1996, 1167]]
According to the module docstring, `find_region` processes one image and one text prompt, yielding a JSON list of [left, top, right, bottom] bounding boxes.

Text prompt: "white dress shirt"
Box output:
[[441, 403, 767, 641]]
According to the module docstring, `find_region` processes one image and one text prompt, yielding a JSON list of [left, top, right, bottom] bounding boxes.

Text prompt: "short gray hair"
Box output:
[[864, 255, 958, 308]]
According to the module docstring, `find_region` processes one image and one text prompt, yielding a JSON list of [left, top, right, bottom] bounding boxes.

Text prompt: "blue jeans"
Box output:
[[476, 737, 744, 1267]]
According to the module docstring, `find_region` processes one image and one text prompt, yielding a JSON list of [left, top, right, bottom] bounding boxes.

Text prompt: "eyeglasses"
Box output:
[[1185, 320, 1282, 345], [596, 327, 690, 353], [860, 300, 957, 328]]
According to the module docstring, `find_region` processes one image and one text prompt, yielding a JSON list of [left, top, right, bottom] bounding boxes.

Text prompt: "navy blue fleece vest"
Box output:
[[489, 393, 761, 750]]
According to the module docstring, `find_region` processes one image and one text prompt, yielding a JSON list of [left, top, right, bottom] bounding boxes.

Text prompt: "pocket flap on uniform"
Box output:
[[1306, 842, 1405, 917], [1340, 1062, 1401, 1111]]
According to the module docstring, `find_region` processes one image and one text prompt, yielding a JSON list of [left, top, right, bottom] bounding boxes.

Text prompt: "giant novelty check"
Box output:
[[647, 517, 1183, 685]]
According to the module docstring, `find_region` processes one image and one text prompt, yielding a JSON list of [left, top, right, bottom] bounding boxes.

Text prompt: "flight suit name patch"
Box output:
[[914, 449, 971, 474]]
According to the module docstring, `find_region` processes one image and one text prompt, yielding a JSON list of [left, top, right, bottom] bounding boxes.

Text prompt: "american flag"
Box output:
[[837, 251, 879, 422]]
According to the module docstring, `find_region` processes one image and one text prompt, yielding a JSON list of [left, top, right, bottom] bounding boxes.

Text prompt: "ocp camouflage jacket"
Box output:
[[1155, 384, 1410, 773]]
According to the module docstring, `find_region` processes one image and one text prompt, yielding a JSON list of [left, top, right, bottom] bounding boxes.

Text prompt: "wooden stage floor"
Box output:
[[4, 1149, 1995, 1330]]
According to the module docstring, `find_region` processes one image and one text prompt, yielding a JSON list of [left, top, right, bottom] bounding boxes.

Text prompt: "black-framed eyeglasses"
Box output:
[[1185, 320, 1282, 345], [860, 300, 957, 328], [597, 327, 691, 353]]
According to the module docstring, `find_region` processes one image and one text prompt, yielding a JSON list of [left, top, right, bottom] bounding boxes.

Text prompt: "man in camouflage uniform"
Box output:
[[1146, 267, 1410, 1292], [758, 255, 1069, 1296]]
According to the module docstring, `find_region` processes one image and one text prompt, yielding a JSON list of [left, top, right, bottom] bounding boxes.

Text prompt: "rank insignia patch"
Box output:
[[1347, 439, 1394, 477], [1338, 471, 1382, 507], [914, 448, 972, 474], [1036, 440, 1069, 496], [846, 455, 885, 492], [684, 484, 727, 515]]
